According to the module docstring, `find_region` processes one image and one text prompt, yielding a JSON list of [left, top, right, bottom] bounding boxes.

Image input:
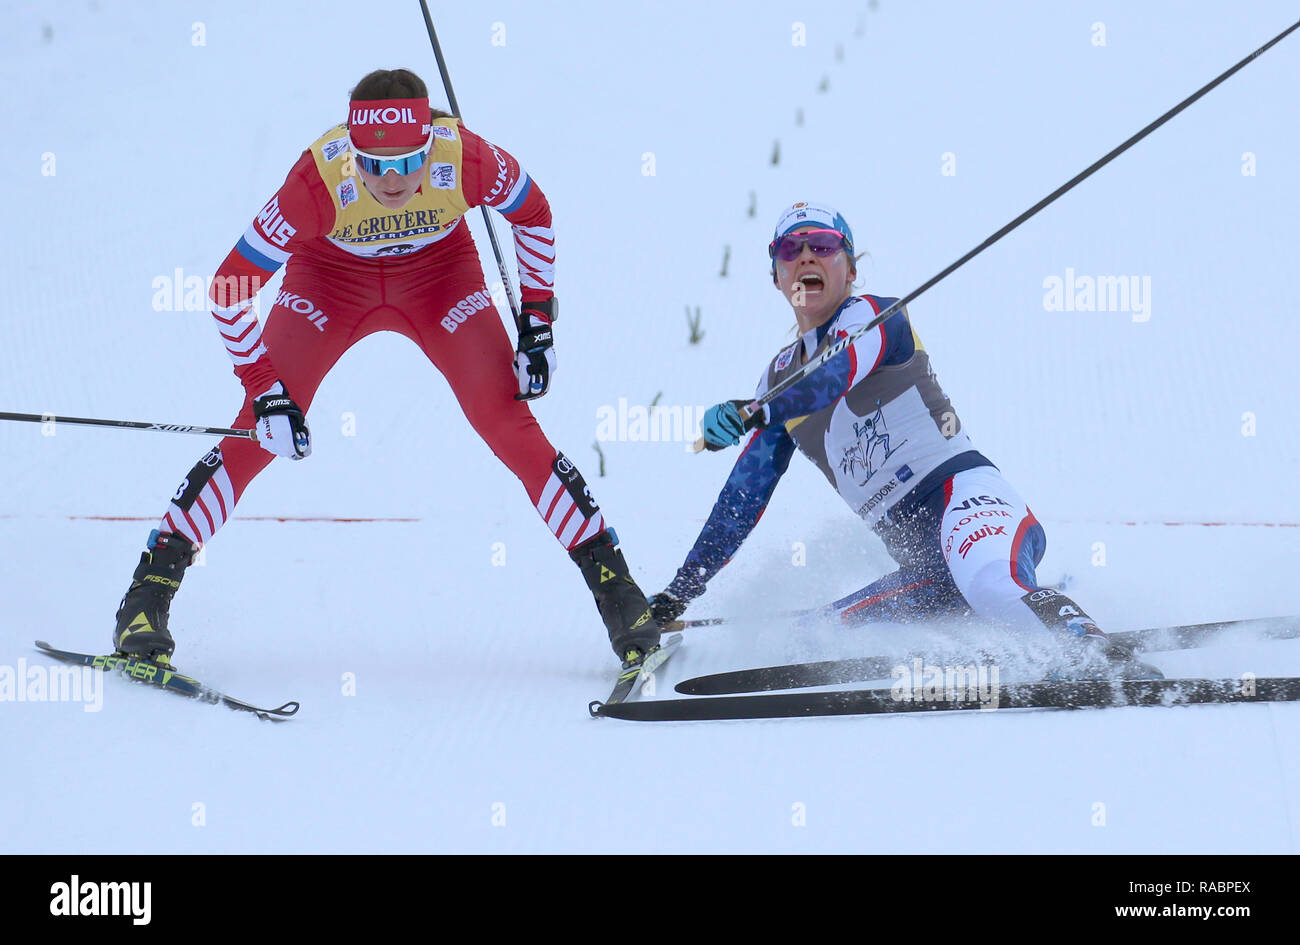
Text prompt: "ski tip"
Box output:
[[588, 700, 605, 718], [249, 701, 300, 722], [249, 701, 300, 721]]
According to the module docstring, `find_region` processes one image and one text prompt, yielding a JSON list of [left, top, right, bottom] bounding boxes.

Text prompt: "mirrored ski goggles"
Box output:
[[350, 137, 432, 176], [768, 228, 850, 262]]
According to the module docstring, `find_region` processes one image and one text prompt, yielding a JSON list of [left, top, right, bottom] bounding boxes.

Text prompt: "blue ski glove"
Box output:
[[700, 399, 765, 450]]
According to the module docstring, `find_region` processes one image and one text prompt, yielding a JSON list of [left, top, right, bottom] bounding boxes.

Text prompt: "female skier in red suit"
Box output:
[[112, 69, 658, 672]]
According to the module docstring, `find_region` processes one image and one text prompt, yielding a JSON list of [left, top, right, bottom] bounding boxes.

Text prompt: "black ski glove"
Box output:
[[514, 298, 557, 401], [648, 592, 687, 627], [253, 381, 311, 460]]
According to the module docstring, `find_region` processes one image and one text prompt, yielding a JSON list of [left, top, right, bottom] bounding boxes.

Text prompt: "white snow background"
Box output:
[[1, 0, 1298, 853]]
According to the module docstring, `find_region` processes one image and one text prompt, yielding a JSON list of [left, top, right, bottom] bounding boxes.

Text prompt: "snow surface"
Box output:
[[2, 0, 1298, 853]]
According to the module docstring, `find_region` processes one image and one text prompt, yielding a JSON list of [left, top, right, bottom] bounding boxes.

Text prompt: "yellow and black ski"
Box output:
[[34, 641, 299, 721]]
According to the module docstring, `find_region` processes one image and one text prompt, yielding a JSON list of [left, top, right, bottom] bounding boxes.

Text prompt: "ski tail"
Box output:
[[590, 633, 683, 716]]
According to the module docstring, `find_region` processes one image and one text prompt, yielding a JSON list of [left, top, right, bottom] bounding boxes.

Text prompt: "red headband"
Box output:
[[347, 98, 433, 150]]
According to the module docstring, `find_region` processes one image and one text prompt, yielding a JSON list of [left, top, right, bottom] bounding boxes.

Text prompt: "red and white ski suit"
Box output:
[[159, 117, 606, 551]]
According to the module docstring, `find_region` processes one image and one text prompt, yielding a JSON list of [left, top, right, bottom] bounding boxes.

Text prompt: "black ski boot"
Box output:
[[570, 530, 660, 664], [1021, 587, 1163, 680], [1095, 634, 1165, 680], [1055, 619, 1164, 680], [112, 531, 197, 663]]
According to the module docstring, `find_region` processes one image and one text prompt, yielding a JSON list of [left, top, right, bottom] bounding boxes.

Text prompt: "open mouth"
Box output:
[[797, 273, 825, 291]]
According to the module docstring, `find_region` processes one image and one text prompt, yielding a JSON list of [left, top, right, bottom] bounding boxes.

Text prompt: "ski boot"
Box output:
[[1021, 588, 1163, 680], [570, 529, 660, 667], [112, 530, 197, 663], [1090, 628, 1165, 680], [1056, 618, 1165, 681]]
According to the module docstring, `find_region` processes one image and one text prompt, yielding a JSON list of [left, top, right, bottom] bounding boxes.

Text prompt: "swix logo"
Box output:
[[958, 524, 1007, 558], [350, 106, 419, 125], [950, 495, 1012, 513], [255, 197, 296, 247], [440, 289, 494, 333], [946, 510, 1014, 556], [275, 291, 328, 331]]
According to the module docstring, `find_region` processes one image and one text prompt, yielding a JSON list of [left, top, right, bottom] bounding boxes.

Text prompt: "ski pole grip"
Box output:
[[689, 402, 759, 454]]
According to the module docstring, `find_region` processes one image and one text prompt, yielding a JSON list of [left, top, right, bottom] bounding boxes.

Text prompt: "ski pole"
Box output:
[[691, 18, 1300, 453], [664, 608, 821, 631], [0, 411, 255, 439], [416, 0, 524, 333]]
